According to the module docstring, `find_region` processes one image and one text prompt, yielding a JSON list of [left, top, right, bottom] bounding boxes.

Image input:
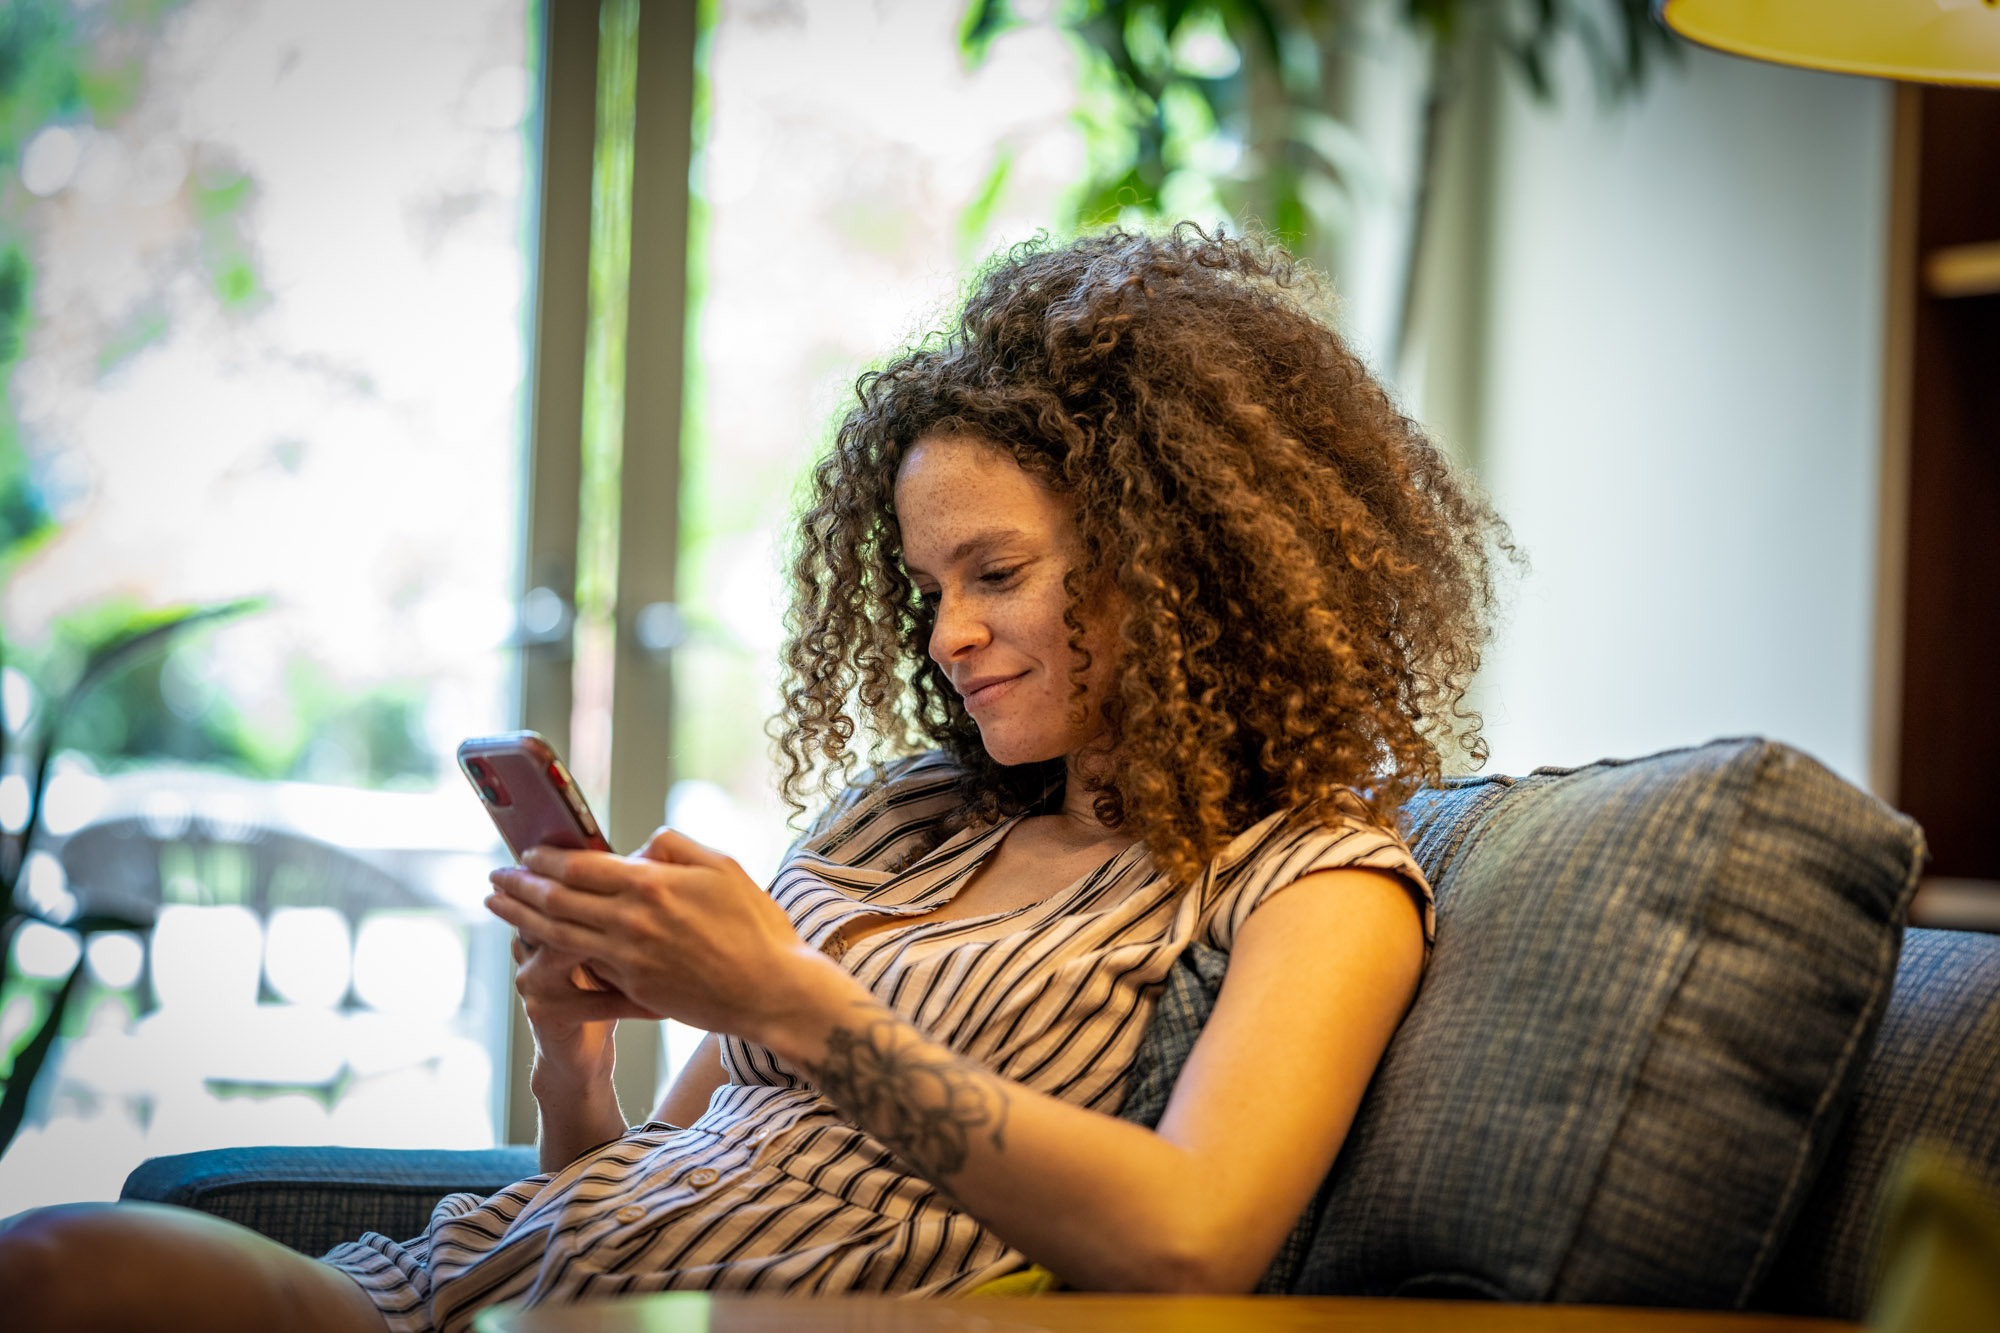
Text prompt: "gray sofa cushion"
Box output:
[[1753, 926, 2000, 1317], [1126, 738, 1926, 1306]]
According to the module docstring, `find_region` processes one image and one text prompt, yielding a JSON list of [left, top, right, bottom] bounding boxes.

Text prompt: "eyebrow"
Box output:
[[902, 527, 1029, 578]]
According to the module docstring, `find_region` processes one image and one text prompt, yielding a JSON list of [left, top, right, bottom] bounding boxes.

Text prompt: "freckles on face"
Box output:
[[893, 435, 1118, 767]]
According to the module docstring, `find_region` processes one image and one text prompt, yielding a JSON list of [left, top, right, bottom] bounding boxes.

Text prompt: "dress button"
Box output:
[[614, 1204, 646, 1224], [687, 1167, 720, 1188]]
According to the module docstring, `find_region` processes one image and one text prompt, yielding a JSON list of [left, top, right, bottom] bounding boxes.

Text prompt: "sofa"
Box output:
[[121, 738, 2000, 1317]]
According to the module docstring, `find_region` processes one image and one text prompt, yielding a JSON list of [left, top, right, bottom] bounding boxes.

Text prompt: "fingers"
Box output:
[[508, 933, 648, 1013], [638, 827, 735, 871], [491, 865, 625, 934], [486, 886, 598, 957], [519, 845, 701, 897], [521, 983, 653, 1026]]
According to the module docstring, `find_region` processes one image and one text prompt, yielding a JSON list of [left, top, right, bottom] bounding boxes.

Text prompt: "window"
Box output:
[[1, 0, 538, 1207]]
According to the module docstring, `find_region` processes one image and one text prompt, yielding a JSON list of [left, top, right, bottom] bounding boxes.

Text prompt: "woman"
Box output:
[[0, 226, 1503, 1330]]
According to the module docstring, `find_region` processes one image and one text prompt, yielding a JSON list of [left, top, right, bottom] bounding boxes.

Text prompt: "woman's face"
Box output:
[[894, 434, 1119, 768]]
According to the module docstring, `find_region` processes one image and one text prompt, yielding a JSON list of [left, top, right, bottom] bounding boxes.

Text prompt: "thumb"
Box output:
[[638, 825, 733, 870]]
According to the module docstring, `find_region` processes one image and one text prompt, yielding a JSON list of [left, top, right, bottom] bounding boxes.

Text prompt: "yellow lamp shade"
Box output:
[[1655, 0, 2000, 86]]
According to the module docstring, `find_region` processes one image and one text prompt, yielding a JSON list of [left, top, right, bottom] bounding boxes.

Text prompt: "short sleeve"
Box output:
[[1197, 811, 1434, 955]]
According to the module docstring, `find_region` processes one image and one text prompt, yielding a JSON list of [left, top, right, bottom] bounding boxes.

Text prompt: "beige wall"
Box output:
[[1416, 42, 1892, 789]]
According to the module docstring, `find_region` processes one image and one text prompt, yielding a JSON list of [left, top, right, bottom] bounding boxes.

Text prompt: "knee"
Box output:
[[0, 1203, 108, 1328]]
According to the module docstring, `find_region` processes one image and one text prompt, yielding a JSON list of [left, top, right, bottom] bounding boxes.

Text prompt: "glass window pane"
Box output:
[[662, 2, 1080, 1079], [0, 0, 536, 1209]]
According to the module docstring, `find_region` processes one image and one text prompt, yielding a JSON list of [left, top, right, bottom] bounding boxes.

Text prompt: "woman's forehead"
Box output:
[[895, 435, 1073, 566], [897, 435, 1051, 506]]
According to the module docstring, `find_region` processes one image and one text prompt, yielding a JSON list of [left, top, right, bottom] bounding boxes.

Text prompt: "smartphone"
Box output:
[[460, 731, 618, 993], [458, 731, 612, 860]]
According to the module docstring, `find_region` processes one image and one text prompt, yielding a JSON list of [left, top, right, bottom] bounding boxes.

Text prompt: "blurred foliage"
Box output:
[[0, 2, 82, 159], [0, 0, 429, 796], [963, 0, 1678, 362], [0, 0, 74, 567], [0, 597, 258, 1154], [0, 0, 254, 572], [17, 601, 439, 788]]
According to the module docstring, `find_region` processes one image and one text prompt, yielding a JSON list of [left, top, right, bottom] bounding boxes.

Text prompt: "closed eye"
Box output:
[[979, 566, 1023, 586]]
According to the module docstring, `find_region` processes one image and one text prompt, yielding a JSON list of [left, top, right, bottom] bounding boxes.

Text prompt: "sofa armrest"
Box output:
[[120, 1145, 542, 1256]]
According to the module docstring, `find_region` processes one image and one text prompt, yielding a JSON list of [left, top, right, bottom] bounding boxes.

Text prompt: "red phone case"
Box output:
[[457, 731, 612, 861]]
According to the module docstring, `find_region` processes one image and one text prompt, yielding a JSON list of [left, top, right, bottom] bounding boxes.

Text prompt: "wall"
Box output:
[[1432, 42, 1892, 790]]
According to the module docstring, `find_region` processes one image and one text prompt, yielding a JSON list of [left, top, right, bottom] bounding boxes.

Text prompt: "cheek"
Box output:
[[1079, 595, 1124, 688]]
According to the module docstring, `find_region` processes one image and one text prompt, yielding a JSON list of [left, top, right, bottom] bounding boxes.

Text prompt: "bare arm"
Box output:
[[653, 1030, 729, 1126], [489, 836, 1424, 1290], [530, 1052, 627, 1175], [532, 1003, 729, 1171], [760, 865, 1425, 1291], [509, 934, 654, 1173]]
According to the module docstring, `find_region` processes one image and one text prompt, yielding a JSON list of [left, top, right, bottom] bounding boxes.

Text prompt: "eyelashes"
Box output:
[[913, 567, 1025, 609]]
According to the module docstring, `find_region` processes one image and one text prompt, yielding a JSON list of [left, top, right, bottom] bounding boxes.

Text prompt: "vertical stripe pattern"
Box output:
[[321, 752, 1431, 1330]]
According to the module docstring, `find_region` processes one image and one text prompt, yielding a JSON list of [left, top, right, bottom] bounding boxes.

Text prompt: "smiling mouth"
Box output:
[[963, 673, 1026, 707]]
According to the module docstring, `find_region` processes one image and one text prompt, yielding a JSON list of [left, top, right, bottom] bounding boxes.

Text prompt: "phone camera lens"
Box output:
[[464, 756, 512, 807]]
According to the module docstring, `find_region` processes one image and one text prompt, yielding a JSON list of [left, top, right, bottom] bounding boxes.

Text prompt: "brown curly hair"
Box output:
[[774, 225, 1509, 883]]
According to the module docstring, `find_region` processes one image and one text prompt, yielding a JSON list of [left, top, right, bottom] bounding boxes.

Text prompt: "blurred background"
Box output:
[[0, 0, 1992, 1209]]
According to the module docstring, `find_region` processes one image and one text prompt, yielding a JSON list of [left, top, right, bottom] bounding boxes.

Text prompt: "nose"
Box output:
[[927, 590, 989, 666]]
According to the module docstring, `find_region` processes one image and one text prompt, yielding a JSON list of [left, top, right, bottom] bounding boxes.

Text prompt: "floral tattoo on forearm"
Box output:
[[808, 1001, 1011, 1186]]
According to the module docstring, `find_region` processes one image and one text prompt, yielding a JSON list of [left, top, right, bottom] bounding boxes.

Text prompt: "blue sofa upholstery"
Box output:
[[1754, 926, 2000, 1315], [120, 1145, 540, 1265], [120, 739, 1998, 1317]]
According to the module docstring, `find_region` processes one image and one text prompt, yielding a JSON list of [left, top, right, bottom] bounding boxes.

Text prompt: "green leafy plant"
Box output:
[[0, 597, 259, 1154], [962, 0, 1678, 367]]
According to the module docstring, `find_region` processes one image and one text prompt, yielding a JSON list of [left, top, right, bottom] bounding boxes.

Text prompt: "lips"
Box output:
[[959, 672, 1026, 708]]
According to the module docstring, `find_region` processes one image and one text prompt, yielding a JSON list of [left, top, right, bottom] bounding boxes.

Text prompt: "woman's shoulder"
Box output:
[[1215, 795, 1419, 874], [1199, 796, 1435, 951]]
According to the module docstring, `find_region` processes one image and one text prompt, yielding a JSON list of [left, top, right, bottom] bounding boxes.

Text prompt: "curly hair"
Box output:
[[773, 225, 1510, 883]]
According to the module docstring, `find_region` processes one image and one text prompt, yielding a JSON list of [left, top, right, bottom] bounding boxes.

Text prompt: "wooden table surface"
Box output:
[[474, 1293, 1860, 1333]]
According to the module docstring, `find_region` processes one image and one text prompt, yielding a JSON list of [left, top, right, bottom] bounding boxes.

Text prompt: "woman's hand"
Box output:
[[506, 926, 661, 1170], [486, 829, 829, 1047], [508, 928, 657, 1093]]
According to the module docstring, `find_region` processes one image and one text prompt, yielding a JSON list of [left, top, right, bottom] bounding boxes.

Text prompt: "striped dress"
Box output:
[[321, 752, 1431, 1331]]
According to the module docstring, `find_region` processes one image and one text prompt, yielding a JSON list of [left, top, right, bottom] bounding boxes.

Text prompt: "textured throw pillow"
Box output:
[[1124, 738, 1926, 1306], [1753, 926, 2000, 1317]]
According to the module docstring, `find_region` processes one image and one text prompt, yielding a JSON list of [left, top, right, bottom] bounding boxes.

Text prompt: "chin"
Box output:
[[973, 725, 1067, 770]]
